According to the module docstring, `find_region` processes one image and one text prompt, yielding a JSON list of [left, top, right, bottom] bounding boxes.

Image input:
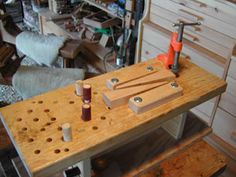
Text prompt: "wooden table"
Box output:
[[0, 58, 226, 177]]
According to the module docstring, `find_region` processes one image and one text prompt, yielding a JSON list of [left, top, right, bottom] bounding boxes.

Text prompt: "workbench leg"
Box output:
[[77, 158, 91, 177], [161, 112, 187, 140]]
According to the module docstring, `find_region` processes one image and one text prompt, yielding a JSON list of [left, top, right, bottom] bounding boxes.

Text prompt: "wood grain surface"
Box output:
[[137, 140, 226, 177], [0, 58, 226, 177]]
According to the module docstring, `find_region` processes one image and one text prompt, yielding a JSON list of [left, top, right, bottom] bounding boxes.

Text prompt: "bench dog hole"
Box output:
[[58, 126, 62, 131], [40, 128, 46, 131], [22, 127, 27, 131], [51, 117, 56, 121], [69, 101, 74, 104], [101, 116, 106, 120], [34, 150, 40, 154], [28, 138, 34, 142], [44, 109, 50, 113], [64, 148, 69, 152], [33, 118, 39, 122], [92, 126, 98, 130], [27, 109, 33, 113], [17, 118, 22, 122], [54, 149, 60, 154], [47, 138, 52, 142]]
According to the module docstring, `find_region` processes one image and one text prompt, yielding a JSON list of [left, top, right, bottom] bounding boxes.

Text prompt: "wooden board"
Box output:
[[0, 58, 226, 177], [129, 82, 183, 114], [114, 69, 175, 90], [106, 62, 164, 90], [133, 140, 226, 177], [103, 81, 168, 108]]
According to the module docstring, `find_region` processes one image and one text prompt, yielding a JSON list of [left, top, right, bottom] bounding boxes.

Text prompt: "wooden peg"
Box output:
[[75, 80, 83, 96], [62, 123, 72, 142], [81, 104, 91, 121], [83, 84, 91, 103]]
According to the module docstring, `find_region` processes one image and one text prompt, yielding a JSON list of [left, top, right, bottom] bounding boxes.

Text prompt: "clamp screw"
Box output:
[[171, 82, 178, 88], [134, 97, 143, 103], [111, 78, 119, 83], [146, 66, 154, 71]]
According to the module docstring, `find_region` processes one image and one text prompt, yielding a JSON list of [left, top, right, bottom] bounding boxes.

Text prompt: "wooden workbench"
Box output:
[[0, 58, 226, 177]]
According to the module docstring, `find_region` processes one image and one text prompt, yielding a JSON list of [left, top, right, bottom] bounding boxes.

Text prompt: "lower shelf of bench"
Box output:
[[124, 139, 226, 177]]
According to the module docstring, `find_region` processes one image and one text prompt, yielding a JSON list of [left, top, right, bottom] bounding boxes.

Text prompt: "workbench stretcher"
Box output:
[[0, 58, 226, 177]]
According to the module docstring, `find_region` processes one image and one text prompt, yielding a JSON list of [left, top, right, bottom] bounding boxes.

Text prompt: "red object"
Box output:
[[81, 104, 91, 121], [83, 84, 91, 103], [157, 32, 182, 69]]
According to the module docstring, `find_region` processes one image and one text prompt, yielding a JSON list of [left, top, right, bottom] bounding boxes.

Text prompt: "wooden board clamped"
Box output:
[[103, 68, 176, 109], [106, 62, 163, 90], [114, 69, 175, 90], [129, 82, 183, 114], [103, 81, 168, 109]]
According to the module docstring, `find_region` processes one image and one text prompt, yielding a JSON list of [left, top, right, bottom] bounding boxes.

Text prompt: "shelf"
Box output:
[[83, 0, 124, 20]]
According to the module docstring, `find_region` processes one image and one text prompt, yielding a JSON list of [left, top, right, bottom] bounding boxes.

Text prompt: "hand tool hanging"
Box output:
[[157, 21, 201, 74]]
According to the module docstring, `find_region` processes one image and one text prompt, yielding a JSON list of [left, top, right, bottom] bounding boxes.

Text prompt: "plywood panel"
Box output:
[[0, 58, 226, 177]]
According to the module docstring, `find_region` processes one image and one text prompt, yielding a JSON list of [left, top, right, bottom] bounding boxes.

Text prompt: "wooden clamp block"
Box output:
[[129, 82, 183, 114], [115, 69, 175, 90], [103, 81, 168, 109], [106, 63, 171, 90]]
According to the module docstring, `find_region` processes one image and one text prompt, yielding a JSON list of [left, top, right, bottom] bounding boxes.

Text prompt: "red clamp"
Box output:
[[156, 32, 182, 69]]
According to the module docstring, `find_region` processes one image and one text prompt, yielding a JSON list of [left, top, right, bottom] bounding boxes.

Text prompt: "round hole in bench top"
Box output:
[[40, 128, 46, 131], [32, 101, 36, 104], [34, 150, 40, 154], [28, 138, 34, 142], [38, 101, 43, 104], [69, 101, 74, 104], [46, 122, 51, 126], [58, 126, 62, 131], [16, 118, 22, 122], [92, 126, 98, 130], [51, 117, 56, 121], [93, 91, 98, 95], [27, 109, 33, 113], [44, 109, 50, 113], [53, 101, 58, 104], [54, 149, 60, 154], [22, 127, 27, 131], [64, 148, 69, 152], [100, 116, 106, 120], [33, 118, 39, 122], [46, 138, 52, 142]]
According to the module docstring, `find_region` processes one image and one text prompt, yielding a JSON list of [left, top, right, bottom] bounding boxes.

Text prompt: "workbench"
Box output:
[[0, 58, 226, 177]]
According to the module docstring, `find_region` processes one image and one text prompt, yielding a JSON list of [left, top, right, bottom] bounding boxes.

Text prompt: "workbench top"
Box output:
[[0, 58, 226, 177]]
